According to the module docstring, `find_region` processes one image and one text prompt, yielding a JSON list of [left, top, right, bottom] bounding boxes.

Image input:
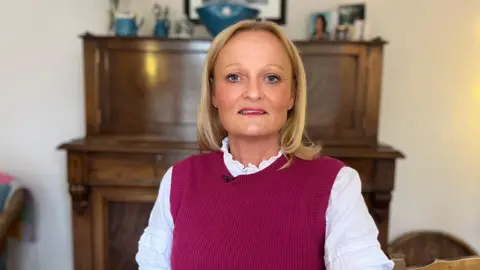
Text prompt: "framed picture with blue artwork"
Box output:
[[185, 0, 287, 24]]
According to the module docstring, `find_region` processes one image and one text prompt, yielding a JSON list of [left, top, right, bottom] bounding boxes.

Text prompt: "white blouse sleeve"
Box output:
[[324, 166, 395, 270], [136, 167, 174, 270]]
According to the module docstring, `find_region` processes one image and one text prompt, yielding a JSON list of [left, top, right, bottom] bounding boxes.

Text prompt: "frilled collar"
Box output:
[[219, 137, 283, 177]]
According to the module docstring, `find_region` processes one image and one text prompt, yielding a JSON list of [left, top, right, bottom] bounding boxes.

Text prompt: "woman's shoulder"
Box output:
[[290, 155, 347, 178], [296, 155, 345, 168], [314, 155, 345, 165]]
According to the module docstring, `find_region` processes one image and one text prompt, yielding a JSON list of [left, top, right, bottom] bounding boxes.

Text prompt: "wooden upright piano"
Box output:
[[59, 34, 405, 270]]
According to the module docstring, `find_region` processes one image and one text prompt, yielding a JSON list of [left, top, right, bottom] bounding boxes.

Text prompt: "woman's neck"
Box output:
[[227, 135, 280, 167]]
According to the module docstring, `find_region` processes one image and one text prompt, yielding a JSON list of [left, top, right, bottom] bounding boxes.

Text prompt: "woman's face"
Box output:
[[212, 30, 294, 140], [316, 17, 324, 33]]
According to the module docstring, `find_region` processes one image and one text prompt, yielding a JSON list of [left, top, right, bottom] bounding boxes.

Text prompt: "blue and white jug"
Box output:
[[114, 12, 144, 36]]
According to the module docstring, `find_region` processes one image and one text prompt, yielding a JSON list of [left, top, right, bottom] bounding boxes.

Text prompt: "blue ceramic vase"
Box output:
[[196, 3, 260, 37], [154, 19, 170, 37]]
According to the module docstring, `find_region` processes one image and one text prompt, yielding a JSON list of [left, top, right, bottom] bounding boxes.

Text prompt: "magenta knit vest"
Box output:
[[169, 151, 344, 270]]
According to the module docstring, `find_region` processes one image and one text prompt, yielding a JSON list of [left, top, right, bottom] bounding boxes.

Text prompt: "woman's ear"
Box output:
[[288, 85, 296, 110], [210, 77, 217, 108]]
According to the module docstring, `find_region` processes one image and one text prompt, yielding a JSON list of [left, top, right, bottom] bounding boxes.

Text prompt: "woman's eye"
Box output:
[[226, 74, 240, 83], [265, 74, 280, 84]]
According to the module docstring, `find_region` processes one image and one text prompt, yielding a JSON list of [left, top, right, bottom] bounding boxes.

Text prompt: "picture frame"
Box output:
[[309, 11, 332, 40], [184, 0, 287, 24], [337, 3, 366, 40], [338, 3, 365, 26]]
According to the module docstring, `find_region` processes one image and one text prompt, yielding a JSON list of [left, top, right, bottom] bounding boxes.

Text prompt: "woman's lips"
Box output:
[[238, 108, 267, 115]]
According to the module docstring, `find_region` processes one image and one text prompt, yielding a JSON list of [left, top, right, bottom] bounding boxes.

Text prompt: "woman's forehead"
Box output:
[[215, 31, 291, 69]]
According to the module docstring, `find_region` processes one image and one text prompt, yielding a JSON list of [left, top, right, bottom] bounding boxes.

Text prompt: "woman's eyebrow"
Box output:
[[265, 64, 285, 70], [221, 63, 286, 70], [223, 63, 242, 68]]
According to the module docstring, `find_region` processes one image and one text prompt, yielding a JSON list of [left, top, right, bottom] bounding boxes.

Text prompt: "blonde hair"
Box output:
[[197, 19, 321, 167]]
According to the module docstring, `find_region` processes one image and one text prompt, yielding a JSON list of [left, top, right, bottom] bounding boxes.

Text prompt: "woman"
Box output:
[[136, 20, 394, 269], [313, 14, 328, 39]]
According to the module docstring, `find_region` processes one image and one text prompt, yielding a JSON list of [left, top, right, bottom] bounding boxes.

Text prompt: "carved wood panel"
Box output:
[[99, 48, 206, 140], [108, 201, 154, 270], [91, 187, 157, 270], [302, 54, 364, 139], [87, 153, 157, 185]]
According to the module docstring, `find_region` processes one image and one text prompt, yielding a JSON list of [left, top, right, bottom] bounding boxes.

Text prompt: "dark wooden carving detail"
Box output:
[[108, 202, 153, 270], [68, 153, 91, 214], [372, 192, 392, 223], [70, 184, 90, 214]]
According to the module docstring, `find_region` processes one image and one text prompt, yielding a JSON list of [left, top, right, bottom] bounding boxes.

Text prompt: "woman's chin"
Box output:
[[228, 127, 276, 138]]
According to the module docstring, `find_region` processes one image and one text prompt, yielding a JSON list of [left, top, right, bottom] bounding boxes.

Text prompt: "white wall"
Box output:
[[371, 0, 480, 251], [0, 0, 479, 269], [0, 0, 107, 269]]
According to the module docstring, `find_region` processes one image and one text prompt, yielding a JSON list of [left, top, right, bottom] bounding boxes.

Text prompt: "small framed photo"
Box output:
[[309, 11, 332, 40], [337, 3, 366, 40], [338, 3, 365, 25]]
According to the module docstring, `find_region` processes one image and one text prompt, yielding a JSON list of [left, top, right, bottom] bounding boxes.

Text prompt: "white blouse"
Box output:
[[136, 137, 394, 270]]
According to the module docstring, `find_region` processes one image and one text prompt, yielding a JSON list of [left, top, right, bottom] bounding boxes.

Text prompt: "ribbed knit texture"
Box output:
[[170, 151, 344, 270]]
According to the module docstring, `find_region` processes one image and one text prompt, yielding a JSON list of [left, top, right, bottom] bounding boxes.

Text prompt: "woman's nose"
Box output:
[[243, 80, 264, 100]]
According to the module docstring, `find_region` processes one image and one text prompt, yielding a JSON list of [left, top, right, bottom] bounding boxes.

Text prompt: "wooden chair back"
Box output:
[[389, 231, 478, 267], [392, 255, 480, 270]]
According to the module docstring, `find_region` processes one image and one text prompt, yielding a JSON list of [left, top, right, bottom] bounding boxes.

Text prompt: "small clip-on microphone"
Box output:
[[222, 175, 236, 183]]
